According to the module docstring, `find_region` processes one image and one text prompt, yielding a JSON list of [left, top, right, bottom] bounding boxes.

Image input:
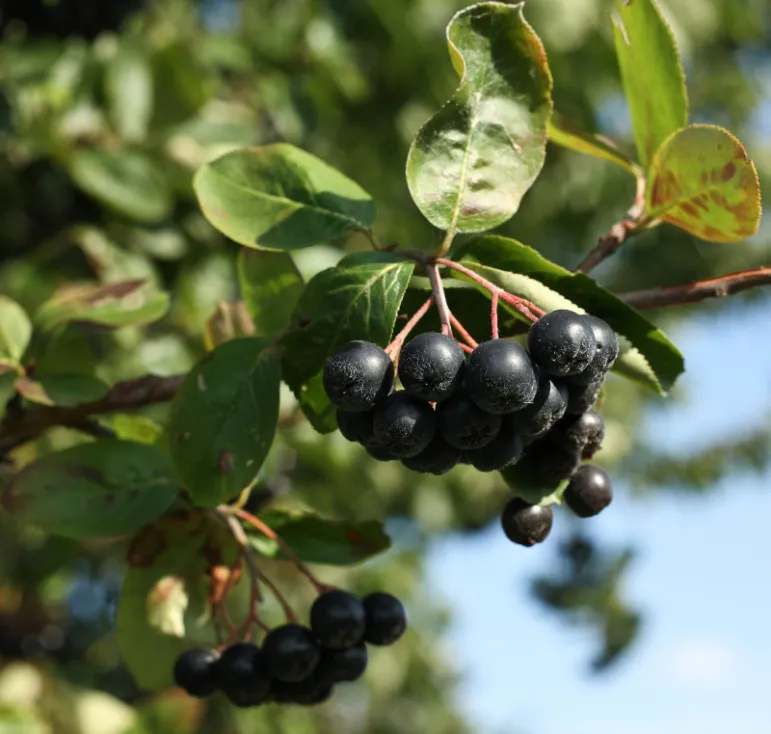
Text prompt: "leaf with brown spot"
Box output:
[[646, 125, 762, 242]]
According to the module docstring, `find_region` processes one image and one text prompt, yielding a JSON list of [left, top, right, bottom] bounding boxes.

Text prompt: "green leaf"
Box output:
[[168, 338, 281, 507], [117, 512, 237, 690], [67, 149, 173, 224], [455, 236, 684, 393], [105, 40, 153, 143], [281, 261, 414, 432], [36, 280, 170, 331], [238, 248, 304, 338], [193, 144, 375, 251], [612, 0, 688, 167], [98, 414, 164, 446], [548, 111, 637, 173], [203, 301, 255, 351], [0, 440, 179, 539], [14, 374, 109, 407], [646, 124, 761, 242], [248, 510, 391, 566], [0, 296, 32, 365], [405, 1, 553, 234], [0, 367, 18, 420]]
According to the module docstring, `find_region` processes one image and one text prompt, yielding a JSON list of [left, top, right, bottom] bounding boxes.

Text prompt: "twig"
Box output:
[[385, 297, 434, 357], [426, 262, 454, 337], [619, 267, 771, 310]]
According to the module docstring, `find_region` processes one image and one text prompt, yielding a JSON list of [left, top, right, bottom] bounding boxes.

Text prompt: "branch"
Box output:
[[619, 267, 771, 310]]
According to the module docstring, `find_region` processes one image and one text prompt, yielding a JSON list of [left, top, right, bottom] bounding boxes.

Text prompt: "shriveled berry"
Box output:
[[564, 465, 613, 518], [362, 592, 407, 646], [563, 378, 602, 415], [323, 341, 394, 412], [173, 648, 219, 698], [528, 310, 596, 377], [436, 394, 502, 450], [402, 434, 460, 475], [567, 315, 619, 384], [372, 392, 436, 458], [337, 409, 376, 444], [262, 624, 320, 683], [464, 340, 539, 414], [214, 643, 270, 703], [466, 421, 523, 472], [310, 590, 366, 650], [315, 643, 368, 683], [552, 410, 605, 458], [500, 497, 553, 546], [509, 374, 568, 438], [398, 332, 465, 402]]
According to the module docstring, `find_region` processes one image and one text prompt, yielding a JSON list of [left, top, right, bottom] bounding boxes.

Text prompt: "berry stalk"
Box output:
[[426, 262, 455, 337], [449, 314, 478, 349], [385, 296, 434, 357], [491, 292, 500, 339]]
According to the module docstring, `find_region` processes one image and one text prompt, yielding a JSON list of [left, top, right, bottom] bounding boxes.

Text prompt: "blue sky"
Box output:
[[427, 295, 771, 734]]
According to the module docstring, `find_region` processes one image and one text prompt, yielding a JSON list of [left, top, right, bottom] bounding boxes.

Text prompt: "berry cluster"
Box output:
[[324, 309, 618, 547], [173, 590, 406, 707]]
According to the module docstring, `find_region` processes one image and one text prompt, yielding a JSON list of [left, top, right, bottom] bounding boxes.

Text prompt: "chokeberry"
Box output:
[[500, 497, 553, 546], [566, 316, 619, 384], [528, 310, 596, 377], [563, 377, 602, 415], [464, 340, 539, 413], [337, 409, 376, 444], [362, 592, 407, 646], [310, 590, 366, 650], [436, 393, 502, 449], [315, 643, 368, 683], [372, 392, 436, 457], [466, 421, 524, 472], [398, 332, 465, 402], [323, 341, 394, 412], [402, 434, 460, 475], [262, 624, 321, 683], [563, 465, 613, 518], [364, 442, 396, 462], [271, 674, 335, 706], [552, 410, 605, 458], [509, 374, 568, 438], [524, 438, 581, 483], [173, 648, 219, 698], [214, 643, 271, 704]]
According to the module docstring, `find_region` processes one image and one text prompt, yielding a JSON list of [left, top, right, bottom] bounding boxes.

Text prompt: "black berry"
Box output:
[[214, 643, 271, 704], [466, 421, 523, 472], [337, 409, 376, 444], [552, 410, 605, 458], [528, 310, 596, 377], [365, 442, 396, 462], [271, 674, 334, 706], [464, 340, 539, 413], [262, 624, 321, 683], [509, 374, 568, 438], [500, 497, 553, 546], [436, 393, 502, 449], [372, 391, 436, 457], [173, 648, 219, 698], [398, 332, 465, 402], [323, 341, 394, 412], [315, 643, 368, 683], [362, 592, 407, 646], [524, 438, 581, 483], [563, 378, 602, 415], [564, 465, 613, 518], [567, 316, 619, 384], [310, 590, 366, 650], [402, 434, 460, 474]]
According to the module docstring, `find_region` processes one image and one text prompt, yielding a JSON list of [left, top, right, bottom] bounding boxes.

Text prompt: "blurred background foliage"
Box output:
[[0, 0, 769, 731]]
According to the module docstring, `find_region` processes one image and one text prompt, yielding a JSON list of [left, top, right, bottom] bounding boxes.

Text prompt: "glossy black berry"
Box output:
[[337, 409, 376, 444], [402, 434, 460, 475], [315, 643, 368, 683], [464, 340, 539, 413], [323, 341, 394, 412], [524, 438, 581, 483], [552, 410, 605, 459], [563, 377, 602, 415], [262, 624, 321, 683], [372, 392, 436, 458], [271, 674, 335, 706], [564, 465, 613, 518], [566, 316, 619, 384], [436, 393, 501, 450], [398, 332, 465, 402], [310, 590, 366, 650], [528, 310, 596, 377], [214, 643, 271, 704], [466, 421, 524, 472], [509, 374, 568, 438], [173, 648, 219, 698], [500, 497, 553, 546], [362, 592, 407, 646], [364, 442, 396, 462]]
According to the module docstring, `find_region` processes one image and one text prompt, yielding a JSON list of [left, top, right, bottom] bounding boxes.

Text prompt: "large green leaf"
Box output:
[[168, 337, 281, 507], [238, 248, 304, 339], [14, 374, 109, 407], [193, 144, 375, 251], [248, 510, 391, 566], [281, 261, 414, 432], [105, 40, 153, 143], [646, 125, 761, 242], [454, 236, 685, 393], [0, 440, 179, 539], [612, 0, 688, 167], [0, 296, 32, 365], [67, 149, 172, 224], [406, 2, 552, 235]]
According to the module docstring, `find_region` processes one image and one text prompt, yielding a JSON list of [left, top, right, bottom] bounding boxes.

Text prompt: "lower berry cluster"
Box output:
[[173, 590, 406, 707], [323, 309, 617, 547]]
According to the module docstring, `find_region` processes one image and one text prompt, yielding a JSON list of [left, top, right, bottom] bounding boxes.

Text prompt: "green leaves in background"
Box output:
[[406, 2, 552, 236], [0, 440, 179, 539], [105, 40, 153, 143], [14, 374, 108, 407], [0, 296, 31, 366], [646, 125, 761, 242], [238, 248, 304, 339], [168, 337, 281, 507], [281, 261, 414, 432], [194, 144, 375, 251], [612, 0, 688, 167], [248, 510, 391, 566], [456, 236, 684, 393], [0, 367, 17, 419], [203, 301, 255, 351], [35, 280, 170, 331]]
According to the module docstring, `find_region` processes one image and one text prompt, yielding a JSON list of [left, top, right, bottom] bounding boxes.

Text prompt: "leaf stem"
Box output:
[[356, 227, 382, 251], [385, 297, 434, 358], [426, 262, 454, 336]]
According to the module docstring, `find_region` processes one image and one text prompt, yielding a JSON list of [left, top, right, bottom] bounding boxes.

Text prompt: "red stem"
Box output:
[[458, 343, 473, 354], [449, 314, 478, 348], [385, 296, 434, 356], [491, 292, 500, 339], [426, 263, 455, 336]]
